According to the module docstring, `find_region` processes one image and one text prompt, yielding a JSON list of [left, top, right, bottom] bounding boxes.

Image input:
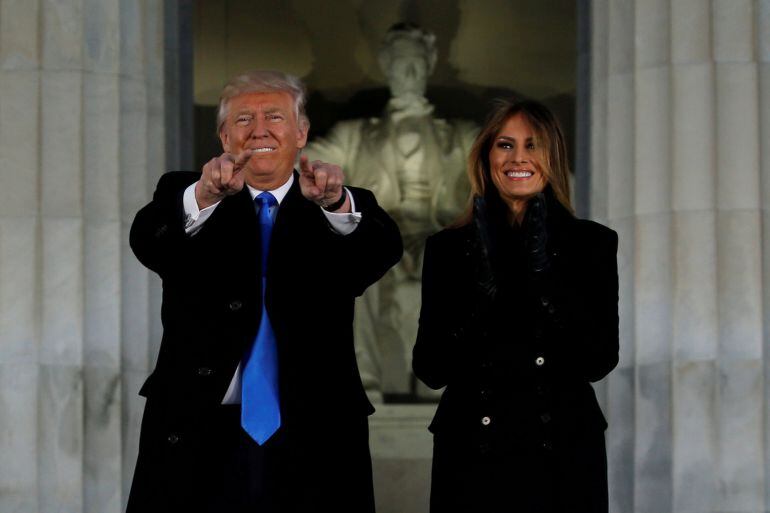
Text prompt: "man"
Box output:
[[305, 23, 477, 399], [127, 70, 402, 512]]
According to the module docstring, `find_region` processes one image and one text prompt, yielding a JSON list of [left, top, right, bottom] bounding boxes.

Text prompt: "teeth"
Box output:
[[506, 171, 533, 178], [253, 147, 275, 153]]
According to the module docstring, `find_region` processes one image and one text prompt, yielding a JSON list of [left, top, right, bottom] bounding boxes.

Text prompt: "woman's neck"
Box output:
[[506, 198, 529, 226]]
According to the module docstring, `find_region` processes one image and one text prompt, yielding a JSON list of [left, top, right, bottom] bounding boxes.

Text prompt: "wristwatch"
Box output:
[[322, 188, 348, 212]]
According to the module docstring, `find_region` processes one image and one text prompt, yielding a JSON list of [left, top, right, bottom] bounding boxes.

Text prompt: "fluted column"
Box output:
[[590, 1, 767, 512], [0, 1, 165, 512]]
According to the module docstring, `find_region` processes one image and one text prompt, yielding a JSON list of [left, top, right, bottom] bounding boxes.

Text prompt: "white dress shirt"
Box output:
[[181, 174, 362, 403]]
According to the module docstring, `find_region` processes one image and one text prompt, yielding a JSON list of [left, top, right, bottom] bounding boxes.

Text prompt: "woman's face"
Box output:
[[488, 113, 548, 212]]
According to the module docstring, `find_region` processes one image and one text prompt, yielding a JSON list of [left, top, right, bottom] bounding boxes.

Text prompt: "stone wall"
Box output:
[[591, 1, 770, 511], [0, 1, 165, 511]]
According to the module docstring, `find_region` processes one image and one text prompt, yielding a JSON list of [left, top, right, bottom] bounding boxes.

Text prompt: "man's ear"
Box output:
[[219, 129, 230, 153], [296, 117, 310, 149]]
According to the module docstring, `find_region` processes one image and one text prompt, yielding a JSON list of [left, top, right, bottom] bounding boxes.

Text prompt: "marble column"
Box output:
[[590, 0, 768, 511], [0, 1, 165, 512]]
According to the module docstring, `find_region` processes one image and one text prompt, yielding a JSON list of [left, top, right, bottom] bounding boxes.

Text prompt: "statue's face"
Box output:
[[384, 38, 430, 98]]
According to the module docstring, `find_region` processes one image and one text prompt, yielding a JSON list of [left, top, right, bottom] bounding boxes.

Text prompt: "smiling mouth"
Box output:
[[251, 147, 276, 153], [505, 170, 533, 178]]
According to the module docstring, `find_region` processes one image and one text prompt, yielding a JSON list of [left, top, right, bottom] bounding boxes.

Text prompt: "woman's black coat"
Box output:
[[413, 193, 619, 513]]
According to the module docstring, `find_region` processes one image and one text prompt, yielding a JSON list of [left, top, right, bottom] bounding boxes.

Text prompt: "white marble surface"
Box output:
[[717, 212, 763, 359], [0, 364, 39, 513], [716, 359, 764, 511], [0, 219, 37, 363], [634, 66, 670, 215], [38, 364, 84, 513], [715, 63, 760, 210], [41, 0, 83, 70], [672, 361, 718, 512], [593, 1, 769, 511], [84, 222, 121, 366], [84, 365, 122, 513], [634, 214, 673, 365], [606, 72, 635, 220], [606, 365, 635, 512], [671, 63, 716, 211], [634, 0, 669, 66], [0, 0, 40, 70], [634, 362, 673, 511], [0, 1, 165, 511], [369, 405, 435, 513], [673, 211, 718, 361], [41, 219, 84, 365], [712, 0, 754, 62], [41, 71, 83, 217], [0, 71, 39, 217], [671, 0, 711, 64]]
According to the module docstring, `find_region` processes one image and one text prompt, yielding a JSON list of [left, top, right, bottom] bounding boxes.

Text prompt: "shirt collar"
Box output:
[[246, 173, 294, 205]]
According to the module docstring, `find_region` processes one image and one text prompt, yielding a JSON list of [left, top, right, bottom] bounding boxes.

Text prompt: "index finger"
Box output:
[[233, 149, 254, 170], [299, 155, 314, 177]]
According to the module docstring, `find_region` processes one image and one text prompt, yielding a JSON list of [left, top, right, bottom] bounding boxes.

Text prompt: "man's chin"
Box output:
[[244, 165, 294, 187]]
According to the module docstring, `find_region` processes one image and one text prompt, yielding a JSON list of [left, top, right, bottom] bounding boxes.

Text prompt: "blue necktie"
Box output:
[[241, 191, 280, 444]]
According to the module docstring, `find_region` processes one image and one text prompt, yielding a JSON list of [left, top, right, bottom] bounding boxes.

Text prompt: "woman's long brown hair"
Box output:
[[453, 98, 574, 226]]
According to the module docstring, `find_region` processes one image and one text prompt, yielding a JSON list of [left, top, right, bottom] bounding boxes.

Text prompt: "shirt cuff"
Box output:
[[321, 187, 362, 235], [183, 181, 220, 235]]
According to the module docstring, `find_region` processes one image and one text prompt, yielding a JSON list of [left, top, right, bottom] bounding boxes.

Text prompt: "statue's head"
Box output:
[[378, 23, 437, 99]]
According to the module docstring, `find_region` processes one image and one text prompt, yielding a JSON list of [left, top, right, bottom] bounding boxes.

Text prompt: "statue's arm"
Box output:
[[304, 120, 365, 182], [432, 120, 480, 226]]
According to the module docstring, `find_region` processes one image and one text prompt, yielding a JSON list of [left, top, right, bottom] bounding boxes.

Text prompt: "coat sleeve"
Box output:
[[412, 234, 459, 390], [550, 226, 619, 383], [129, 171, 199, 278], [334, 186, 403, 297]]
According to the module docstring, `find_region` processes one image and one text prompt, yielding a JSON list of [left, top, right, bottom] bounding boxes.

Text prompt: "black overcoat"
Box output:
[[127, 171, 402, 512], [413, 193, 619, 513]]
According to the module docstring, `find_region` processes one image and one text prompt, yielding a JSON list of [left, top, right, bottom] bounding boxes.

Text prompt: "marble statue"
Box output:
[[305, 23, 478, 401]]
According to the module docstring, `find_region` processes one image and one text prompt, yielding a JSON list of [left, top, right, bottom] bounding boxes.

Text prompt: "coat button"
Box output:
[[542, 440, 553, 450], [167, 433, 180, 445], [535, 356, 545, 366], [481, 416, 491, 426], [540, 413, 552, 424], [540, 296, 550, 307], [229, 300, 242, 311], [197, 367, 213, 376]]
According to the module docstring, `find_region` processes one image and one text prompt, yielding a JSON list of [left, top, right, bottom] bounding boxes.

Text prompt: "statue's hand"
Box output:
[[298, 156, 350, 212]]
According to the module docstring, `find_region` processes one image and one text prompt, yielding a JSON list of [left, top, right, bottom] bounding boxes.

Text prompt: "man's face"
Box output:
[[219, 91, 308, 185], [385, 39, 430, 98]]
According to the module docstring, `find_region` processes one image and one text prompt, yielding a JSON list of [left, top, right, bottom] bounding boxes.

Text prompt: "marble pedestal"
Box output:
[[369, 404, 436, 513]]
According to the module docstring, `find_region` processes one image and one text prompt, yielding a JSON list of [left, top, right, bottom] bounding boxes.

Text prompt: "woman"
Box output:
[[413, 98, 619, 513]]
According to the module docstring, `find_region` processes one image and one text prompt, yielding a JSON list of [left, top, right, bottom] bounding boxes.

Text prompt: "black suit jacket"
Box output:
[[413, 192, 618, 513], [127, 171, 402, 512]]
